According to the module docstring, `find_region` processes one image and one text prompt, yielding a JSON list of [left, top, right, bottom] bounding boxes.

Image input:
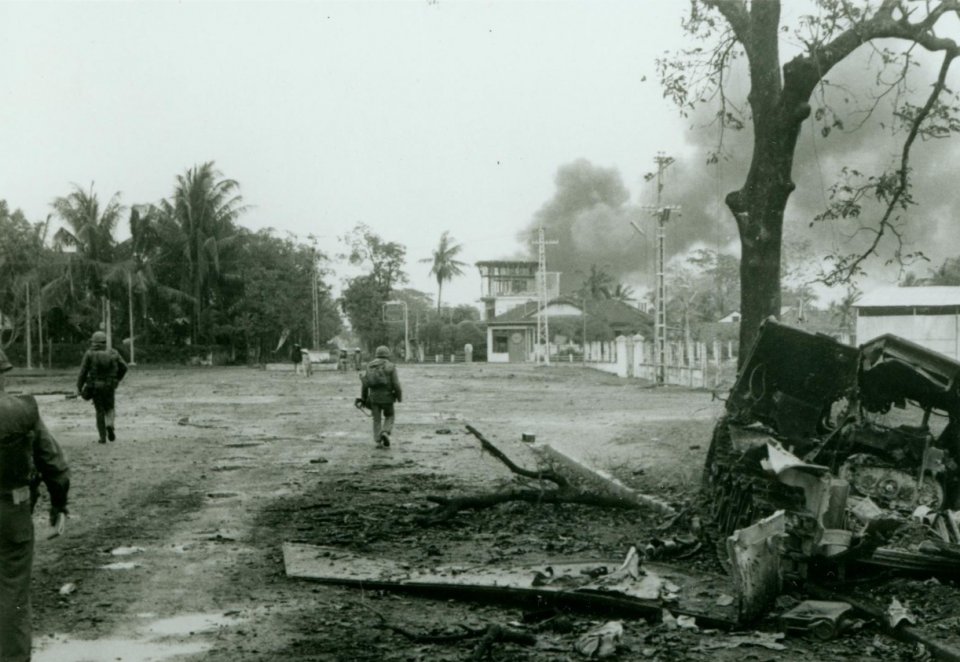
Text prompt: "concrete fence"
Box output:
[[583, 335, 737, 388]]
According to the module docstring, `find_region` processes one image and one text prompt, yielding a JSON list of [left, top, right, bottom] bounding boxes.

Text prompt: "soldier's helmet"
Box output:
[[375, 345, 391, 358], [0, 347, 12, 373], [91, 331, 108, 346]]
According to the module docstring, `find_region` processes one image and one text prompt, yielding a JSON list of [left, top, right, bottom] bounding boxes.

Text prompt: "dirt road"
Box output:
[[9, 363, 920, 661]]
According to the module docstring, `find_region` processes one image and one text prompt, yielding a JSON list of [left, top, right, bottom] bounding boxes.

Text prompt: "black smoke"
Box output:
[[520, 45, 960, 296]]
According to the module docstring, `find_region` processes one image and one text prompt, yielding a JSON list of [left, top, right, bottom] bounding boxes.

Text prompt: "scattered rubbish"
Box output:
[[697, 631, 787, 652], [58, 583, 76, 596], [676, 615, 698, 630], [781, 600, 853, 640], [110, 546, 145, 556], [716, 594, 734, 607], [434, 428, 452, 435], [177, 416, 227, 429], [886, 598, 917, 628], [521, 433, 536, 443], [309, 457, 329, 464], [661, 609, 678, 630], [574, 621, 623, 659]]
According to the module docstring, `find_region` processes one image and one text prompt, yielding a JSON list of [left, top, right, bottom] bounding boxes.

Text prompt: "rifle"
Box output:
[[353, 397, 371, 417]]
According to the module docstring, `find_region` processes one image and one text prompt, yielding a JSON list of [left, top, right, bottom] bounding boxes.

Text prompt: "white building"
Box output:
[[856, 286, 960, 359], [476, 260, 559, 321]]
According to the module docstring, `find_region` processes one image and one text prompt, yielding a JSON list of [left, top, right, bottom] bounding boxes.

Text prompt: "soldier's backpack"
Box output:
[[363, 362, 391, 389]]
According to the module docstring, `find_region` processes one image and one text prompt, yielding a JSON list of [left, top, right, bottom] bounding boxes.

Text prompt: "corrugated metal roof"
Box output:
[[856, 286, 960, 308]]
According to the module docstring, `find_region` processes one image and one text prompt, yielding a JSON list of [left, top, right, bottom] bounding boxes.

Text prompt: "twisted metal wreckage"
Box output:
[[285, 319, 960, 658]]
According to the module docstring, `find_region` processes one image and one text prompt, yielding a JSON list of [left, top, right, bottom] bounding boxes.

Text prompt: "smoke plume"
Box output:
[[521, 45, 960, 298]]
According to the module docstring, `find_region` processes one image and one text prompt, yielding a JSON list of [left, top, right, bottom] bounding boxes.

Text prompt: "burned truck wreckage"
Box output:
[[704, 319, 960, 619]]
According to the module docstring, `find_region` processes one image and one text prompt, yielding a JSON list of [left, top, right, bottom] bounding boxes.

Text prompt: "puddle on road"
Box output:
[[101, 561, 142, 571], [34, 612, 243, 662], [145, 612, 241, 636], [34, 637, 210, 662]]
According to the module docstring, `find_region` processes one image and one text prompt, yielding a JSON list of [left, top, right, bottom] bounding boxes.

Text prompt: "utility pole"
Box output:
[[128, 274, 136, 365], [643, 152, 680, 386], [311, 264, 320, 350], [534, 225, 558, 365], [384, 300, 410, 362], [25, 281, 32, 369]]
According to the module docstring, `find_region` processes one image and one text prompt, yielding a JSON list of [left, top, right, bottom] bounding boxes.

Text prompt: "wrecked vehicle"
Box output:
[[703, 318, 960, 590]]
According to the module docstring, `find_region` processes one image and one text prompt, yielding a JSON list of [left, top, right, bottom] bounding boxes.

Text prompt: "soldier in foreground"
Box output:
[[77, 331, 128, 444], [0, 348, 70, 662], [360, 345, 402, 448]]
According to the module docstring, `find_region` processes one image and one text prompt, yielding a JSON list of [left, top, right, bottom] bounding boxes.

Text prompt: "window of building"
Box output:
[[493, 330, 510, 353]]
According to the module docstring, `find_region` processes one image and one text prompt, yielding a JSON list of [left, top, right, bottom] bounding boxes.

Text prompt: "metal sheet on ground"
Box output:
[[283, 542, 738, 627]]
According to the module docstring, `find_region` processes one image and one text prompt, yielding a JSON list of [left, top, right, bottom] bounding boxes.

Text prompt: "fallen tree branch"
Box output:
[[414, 425, 675, 522], [464, 425, 568, 488]]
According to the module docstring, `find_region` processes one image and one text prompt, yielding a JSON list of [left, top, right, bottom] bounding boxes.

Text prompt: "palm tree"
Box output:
[[105, 205, 192, 362], [158, 162, 245, 343], [420, 231, 467, 313], [51, 184, 124, 346], [606, 282, 635, 302], [580, 264, 614, 300]]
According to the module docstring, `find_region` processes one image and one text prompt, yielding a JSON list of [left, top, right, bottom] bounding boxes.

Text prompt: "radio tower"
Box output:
[[535, 224, 558, 364]]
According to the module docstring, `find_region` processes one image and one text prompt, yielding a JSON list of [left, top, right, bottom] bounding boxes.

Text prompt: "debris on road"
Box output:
[[417, 424, 675, 523], [574, 620, 623, 658], [282, 543, 738, 628], [703, 320, 960, 616], [780, 600, 853, 640]]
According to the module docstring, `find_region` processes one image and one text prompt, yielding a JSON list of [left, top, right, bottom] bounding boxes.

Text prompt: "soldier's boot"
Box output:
[[96, 414, 107, 444], [106, 410, 116, 441]]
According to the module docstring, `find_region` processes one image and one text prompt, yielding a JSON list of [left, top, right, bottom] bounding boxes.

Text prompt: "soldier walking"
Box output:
[[0, 348, 70, 662], [77, 331, 128, 444], [360, 346, 402, 448]]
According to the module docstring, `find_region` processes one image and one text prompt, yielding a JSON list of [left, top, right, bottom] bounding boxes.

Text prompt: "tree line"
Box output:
[[1, 162, 341, 365], [0, 166, 481, 366]]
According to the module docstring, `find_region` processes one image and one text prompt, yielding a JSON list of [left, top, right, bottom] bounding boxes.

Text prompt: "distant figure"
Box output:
[[77, 331, 128, 444], [353, 348, 362, 371], [464, 342, 473, 364], [300, 347, 313, 377], [291, 343, 304, 376], [0, 347, 70, 662], [337, 349, 349, 372], [360, 345, 403, 448]]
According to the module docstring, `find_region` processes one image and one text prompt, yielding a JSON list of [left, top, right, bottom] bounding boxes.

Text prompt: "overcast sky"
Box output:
[[4, 1, 960, 311], [1, 0, 695, 307]]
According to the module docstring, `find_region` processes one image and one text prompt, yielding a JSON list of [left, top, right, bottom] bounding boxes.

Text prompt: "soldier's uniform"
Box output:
[[360, 346, 402, 447], [77, 331, 128, 444], [0, 349, 70, 662]]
